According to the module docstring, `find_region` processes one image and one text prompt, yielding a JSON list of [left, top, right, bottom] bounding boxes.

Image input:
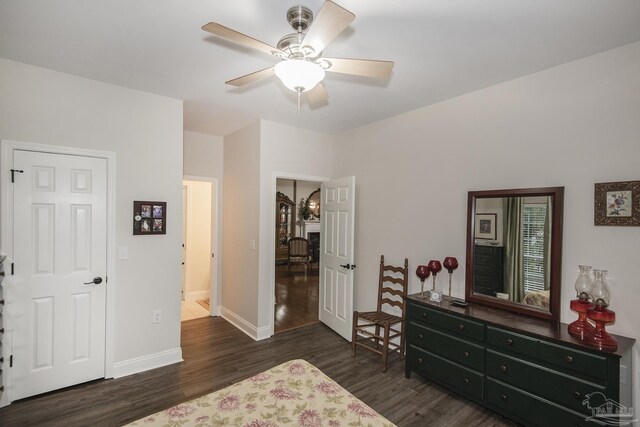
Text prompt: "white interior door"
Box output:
[[319, 176, 355, 341], [12, 150, 107, 400]]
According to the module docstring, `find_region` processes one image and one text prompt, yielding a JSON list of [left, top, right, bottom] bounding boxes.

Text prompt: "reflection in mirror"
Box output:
[[466, 187, 564, 322], [305, 189, 321, 219]]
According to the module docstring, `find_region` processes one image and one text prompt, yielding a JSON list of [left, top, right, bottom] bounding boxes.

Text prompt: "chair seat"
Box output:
[[357, 310, 402, 325]]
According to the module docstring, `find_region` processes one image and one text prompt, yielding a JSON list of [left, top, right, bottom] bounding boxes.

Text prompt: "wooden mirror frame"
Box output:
[[465, 187, 565, 322]]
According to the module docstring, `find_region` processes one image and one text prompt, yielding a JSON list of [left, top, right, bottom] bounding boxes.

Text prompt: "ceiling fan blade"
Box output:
[[307, 83, 328, 106], [202, 22, 283, 57], [301, 1, 355, 55], [321, 57, 394, 79], [226, 67, 274, 87]]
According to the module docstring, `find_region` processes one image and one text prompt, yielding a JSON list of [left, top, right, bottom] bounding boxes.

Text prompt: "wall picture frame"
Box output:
[[594, 180, 640, 226], [134, 201, 167, 234], [475, 213, 497, 240]]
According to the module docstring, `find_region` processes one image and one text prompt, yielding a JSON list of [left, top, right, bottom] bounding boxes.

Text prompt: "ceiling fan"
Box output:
[[202, 0, 394, 109]]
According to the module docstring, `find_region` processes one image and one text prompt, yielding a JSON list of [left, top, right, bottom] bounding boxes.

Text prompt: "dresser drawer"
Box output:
[[474, 254, 495, 267], [486, 378, 591, 427], [408, 321, 485, 372], [488, 326, 609, 382], [408, 345, 483, 400], [486, 350, 605, 415], [539, 340, 608, 381], [474, 245, 494, 256], [487, 326, 539, 356], [473, 264, 495, 278], [408, 303, 485, 342]]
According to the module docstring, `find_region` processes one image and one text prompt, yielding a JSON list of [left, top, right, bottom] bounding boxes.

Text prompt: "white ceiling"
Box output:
[[1, 1, 640, 136]]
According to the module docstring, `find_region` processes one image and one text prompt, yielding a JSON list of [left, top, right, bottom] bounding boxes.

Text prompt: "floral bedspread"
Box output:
[[125, 359, 395, 427]]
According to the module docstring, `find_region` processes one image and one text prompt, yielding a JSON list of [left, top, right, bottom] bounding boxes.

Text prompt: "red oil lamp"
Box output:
[[568, 265, 595, 339], [585, 270, 618, 352]]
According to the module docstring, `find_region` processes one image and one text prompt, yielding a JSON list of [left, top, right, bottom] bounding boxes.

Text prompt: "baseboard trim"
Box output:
[[113, 347, 183, 378], [221, 307, 271, 341], [186, 289, 210, 302]]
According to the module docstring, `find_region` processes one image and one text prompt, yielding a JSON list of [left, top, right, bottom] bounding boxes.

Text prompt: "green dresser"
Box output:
[[405, 295, 635, 427]]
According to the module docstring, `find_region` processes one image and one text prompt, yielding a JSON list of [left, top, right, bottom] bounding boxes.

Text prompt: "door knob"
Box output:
[[83, 277, 103, 285], [340, 263, 351, 269]]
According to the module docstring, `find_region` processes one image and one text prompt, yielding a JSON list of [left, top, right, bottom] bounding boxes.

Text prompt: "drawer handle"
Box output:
[[500, 365, 508, 373], [418, 334, 424, 340], [500, 394, 508, 401], [566, 355, 574, 364], [573, 391, 581, 400], [506, 338, 514, 346], [463, 378, 470, 385], [422, 313, 428, 319], [417, 357, 423, 364], [463, 351, 470, 358], [458, 324, 465, 331]]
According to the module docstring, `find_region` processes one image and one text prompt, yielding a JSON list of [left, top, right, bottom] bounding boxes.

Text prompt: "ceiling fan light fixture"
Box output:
[[274, 59, 325, 92]]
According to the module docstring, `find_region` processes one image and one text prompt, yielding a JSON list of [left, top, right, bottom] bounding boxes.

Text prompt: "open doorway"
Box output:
[[274, 178, 321, 333], [181, 178, 217, 321]]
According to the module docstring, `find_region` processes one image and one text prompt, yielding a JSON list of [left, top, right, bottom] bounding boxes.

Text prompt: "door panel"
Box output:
[[12, 150, 107, 400], [319, 176, 355, 341]]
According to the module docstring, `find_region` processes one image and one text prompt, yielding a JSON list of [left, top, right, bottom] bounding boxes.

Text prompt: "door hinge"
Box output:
[[11, 263, 14, 275], [10, 169, 24, 183], [105, 276, 108, 283], [10, 355, 13, 367]]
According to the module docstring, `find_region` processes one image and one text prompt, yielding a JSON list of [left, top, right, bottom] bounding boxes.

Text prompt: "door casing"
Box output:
[[183, 175, 220, 316], [268, 172, 329, 338], [0, 139, 116, 408]]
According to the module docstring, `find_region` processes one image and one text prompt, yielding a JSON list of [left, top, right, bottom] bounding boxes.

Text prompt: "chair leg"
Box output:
[[382, 323, 390, 373], [374, 324, 380, 350], [351, 312, 358, 357], [400, 323, 406, 361]]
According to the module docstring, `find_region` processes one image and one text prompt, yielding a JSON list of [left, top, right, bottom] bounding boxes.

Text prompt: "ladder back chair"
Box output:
[[288, 237, 311, 270], [351, 255, 409, 372]]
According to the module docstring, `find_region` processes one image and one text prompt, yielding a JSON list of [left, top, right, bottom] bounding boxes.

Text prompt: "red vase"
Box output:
[[415, 265, 430, 298], [427, 260, 442, 291]]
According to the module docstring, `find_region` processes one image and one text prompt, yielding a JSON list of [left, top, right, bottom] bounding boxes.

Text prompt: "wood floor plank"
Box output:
[[0, 317, 516, 426]]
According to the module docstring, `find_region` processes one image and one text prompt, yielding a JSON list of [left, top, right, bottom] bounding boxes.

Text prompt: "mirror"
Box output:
[[465, 187, 564, 322], [305, 189, 321, 219]]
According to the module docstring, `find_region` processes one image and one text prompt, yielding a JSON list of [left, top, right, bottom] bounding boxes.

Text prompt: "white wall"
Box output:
[[183, 180, 212, 298], [221, 119, 332, 338], [184, 130, 223, 178], [258, 120, 334, 334], [221, 122, 261, 331], [0, 58, 183, 373], [333, 41, 640, 409]]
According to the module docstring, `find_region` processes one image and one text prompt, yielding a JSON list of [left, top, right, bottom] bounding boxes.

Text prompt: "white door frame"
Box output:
[[0, 139, 116, 407], [268, 172, 329, 337], [183, 175, 220, 316]]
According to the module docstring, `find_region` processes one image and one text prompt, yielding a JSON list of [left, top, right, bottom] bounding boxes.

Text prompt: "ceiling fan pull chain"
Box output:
[[297, 89, 302, 116]]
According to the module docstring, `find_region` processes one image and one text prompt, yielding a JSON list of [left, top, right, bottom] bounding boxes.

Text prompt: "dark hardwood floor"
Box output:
[[274, 263, 319, 333], [0, 317, 515, 426]]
